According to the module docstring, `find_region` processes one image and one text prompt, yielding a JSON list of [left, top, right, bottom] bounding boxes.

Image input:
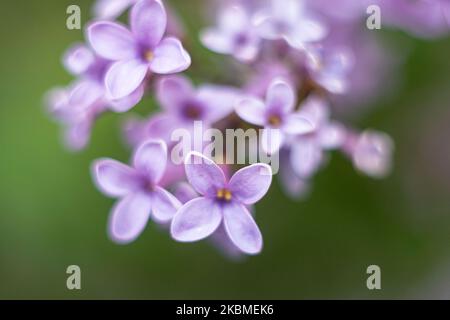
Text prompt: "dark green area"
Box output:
[[0, 0, 449, 299]]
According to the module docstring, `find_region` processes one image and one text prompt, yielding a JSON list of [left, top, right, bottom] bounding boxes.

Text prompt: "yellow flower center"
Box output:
[[144, 50, 154, 62], [268, 115, 282, 127], [216, 188, 232, 202]]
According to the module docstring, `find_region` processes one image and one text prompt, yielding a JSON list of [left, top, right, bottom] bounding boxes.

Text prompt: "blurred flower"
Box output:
[[171, 152, 272, 255], [87, 0, 191, 105], [236, 79, 315, 154], [344, 130, 394, 178], [201, 5, 261, 62], [92, 140, 181, 243], [253, 0, 327, 50]]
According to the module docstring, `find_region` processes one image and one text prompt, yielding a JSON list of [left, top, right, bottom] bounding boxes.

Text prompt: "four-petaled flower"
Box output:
[[88, 0, 191, 107], [254, 0, 327, 50], [92, 140, 181, 244], [235, 78, 315, 154], [201, 5, 261, 62], [171, 152, 272, 255]]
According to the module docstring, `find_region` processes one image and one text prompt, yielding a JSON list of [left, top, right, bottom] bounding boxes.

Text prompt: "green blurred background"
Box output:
[[0, 0, 449, 299]]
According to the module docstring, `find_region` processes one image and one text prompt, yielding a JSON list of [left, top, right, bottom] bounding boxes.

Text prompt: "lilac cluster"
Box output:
[[46, 0, 446, 257]]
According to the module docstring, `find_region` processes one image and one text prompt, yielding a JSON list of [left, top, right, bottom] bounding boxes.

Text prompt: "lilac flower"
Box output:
[[279, 148, 311, 200], [235, 79, 315, 154], [156, 75, 239, 127], [200, 5, 261, 62], [253, 0, 327, 50], [304, 45, 354, 95], [343, 130, 394, 178], [46, 81, 106, 151], [171, 152, 272, 255], [92, 140, 181, 243], [87, 0, 191, 102], [289, 97, 345, 179]]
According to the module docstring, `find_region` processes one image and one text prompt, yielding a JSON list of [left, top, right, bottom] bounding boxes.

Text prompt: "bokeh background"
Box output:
[[0, 0, 449, 299]]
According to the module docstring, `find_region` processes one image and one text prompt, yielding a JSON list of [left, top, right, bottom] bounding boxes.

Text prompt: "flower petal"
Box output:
[[108, 84, 145, 113], [282, 113, 315, 135], [184, 152, 226, 196], [223, 202, 262, 255], [200, 28, 233, 55], [87, 21, 136, 60], [133, 139, 167, 184], [130, 0, 167, 48], [235, 96, 266, 126], [266, 79, 295, 114], [229, 164, 272, 205], [108, 192, 152, 244], [151, 186, 181, 223], [286, 18, 327, 48], [63, 44, 95, 75], [170, 197, 222, 242], [105, 59, 148, 100], [197, 85, 239, 123], [93, 0, 134, 20], [261, 128, 284, 154], [92, 159, 141, 197], [156, 75, 194, 112], [150, 37, 191, 74], [290, 138, 323, 179]]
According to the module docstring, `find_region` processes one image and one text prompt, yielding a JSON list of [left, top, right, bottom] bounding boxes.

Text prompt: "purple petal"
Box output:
[[170, 197, 222, 242], [235, 96, 266, 126], [151, 186, 181, 223], [285, 19, 327, 48], [92, 159, 141, 197], [184, 152, 226, 196], [261, 128, 284, 154], [105, 59, 148, 100], [279, 150, 310, 199], [229, 164, 272, 205], [93, 0, 135, 20], [197, 85, 239, 123], [108, 84, 145, 112], [266, 79, 295, 114], [64, 121, 92, 151], [290, 138, 323, 179], [156, 75, 194, 112], [150, 37, 191, 74], [108, 192, 152, 244], [133, 139, 167, 184], [200, 29, 233, 55], [223, 202, 262, 255], [63, 44, 95, 75], [173, 182, 198, 204], [254, 16, 285, 40], [352, 130, 394, 178], [282, 113, 315, 135], [87, 21, 136, 60], [130, 0, 166, 48]]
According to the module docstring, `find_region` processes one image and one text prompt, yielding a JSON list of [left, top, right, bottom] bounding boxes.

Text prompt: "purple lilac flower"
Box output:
[[173, 181, 247, 259], [47, 81, 106, 151], [279, 148, 311, 200], [200, 5, 261, 62], [343, 130, 394, 178], [235, 78, 315, 154], [92, 140, 181, 243], [171, 152, 272, 255], [87, 0, 191, 103], [253, 0, 327, 50], [156, 75, 239, 128], [289, 96, 345, 179], [304, 45, 354, 95]]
